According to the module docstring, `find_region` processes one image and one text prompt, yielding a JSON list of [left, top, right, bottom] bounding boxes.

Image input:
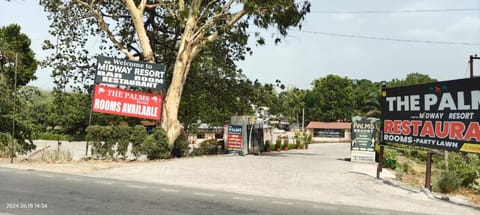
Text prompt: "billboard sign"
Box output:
[[381, 78, 480, 153], [92, 85, 162, 120], [351, 116, 378, 162], [95, 56, 166, 90], [227, 125, 243, 152], [352, 117, 378, 151]]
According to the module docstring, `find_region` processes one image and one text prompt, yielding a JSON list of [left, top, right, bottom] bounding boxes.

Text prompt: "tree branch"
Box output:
[[146, 0, 178, 20], [73, 0, 136, 60], [124, 0, 155, 62]]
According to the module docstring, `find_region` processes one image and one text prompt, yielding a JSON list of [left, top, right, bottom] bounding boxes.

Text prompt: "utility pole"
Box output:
[[470, 54, 480, 78], [11, 53, 18, 164]]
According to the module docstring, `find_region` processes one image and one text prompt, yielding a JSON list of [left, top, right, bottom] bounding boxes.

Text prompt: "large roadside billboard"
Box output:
[[381, 78, 480, 153], [92, 84, 162, 120], [95, 56, 166, 90]]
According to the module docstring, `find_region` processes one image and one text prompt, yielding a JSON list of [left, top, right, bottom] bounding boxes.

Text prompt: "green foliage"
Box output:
[[86, 124, 149, 159], [435, 171, 461, 193], [383, 149, 397, 170], [264, 140, 271, 151], [0, 24, 38, 86], [399, 162, 411, 173], [191, 139, 220, 156], [352, 79, 381, 115], [46, 90, 90, 136], [171, 132, 189, 158], [388, 73, 437, 88], [448, 153, 480, 187], [278, 88, 306, 123], [0, 24, 38, 154], [142, 128, 171, 160], [129, 125, 147, 157], [470, 178, 480, 194], [275, 139, 282, 150], [115, 125, 131, 158], [282, 139, 289, 149], [295, 138, 301, 148], [0, 133, 24, 157], [306, 74, 353, 122]]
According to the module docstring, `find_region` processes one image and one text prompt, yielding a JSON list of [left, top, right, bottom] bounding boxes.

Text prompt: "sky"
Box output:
[[1, 0, 479, 90]]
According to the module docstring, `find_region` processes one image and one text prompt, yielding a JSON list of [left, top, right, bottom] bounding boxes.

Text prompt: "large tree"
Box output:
[[305, 74, 353, 122], [0, 24, 38, 153], [40, 0, 311, 144]]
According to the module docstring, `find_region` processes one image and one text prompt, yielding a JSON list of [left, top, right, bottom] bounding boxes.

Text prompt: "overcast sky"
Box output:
[[1, 0, 479, 90]]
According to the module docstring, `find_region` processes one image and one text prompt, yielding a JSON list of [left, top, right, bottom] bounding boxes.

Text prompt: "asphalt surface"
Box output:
[[0, 167, 426, 215]]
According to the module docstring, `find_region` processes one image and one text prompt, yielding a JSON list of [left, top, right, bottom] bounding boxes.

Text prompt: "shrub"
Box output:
[[448, 153, 480, 187], [470, 178, 480, 194], [295, 138, 301, 148], [86, 125, 109, 158], [115, 125, 131, 159], [0, 133, 24, 157], [400, 162, 411, 173], [282, 139, 289, 149], [275, 139, 282, 150], [191, 139, 219, 156], [436, 171, 461, 193], [142, 128, 171, 160], [129, 125, 147, 157], [383, 149, 397, 170], [172, 132, 189, 158], [264, 140, 271, 152], [304, 134, 312, 146]]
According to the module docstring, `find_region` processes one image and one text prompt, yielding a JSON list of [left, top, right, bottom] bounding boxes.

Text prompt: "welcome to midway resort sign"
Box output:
[[92, 56, 165, 120], [381, 77, 480, 154]]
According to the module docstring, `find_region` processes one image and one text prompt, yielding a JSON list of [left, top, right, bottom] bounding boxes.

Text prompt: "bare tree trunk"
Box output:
[[161, 17, 200, 145]]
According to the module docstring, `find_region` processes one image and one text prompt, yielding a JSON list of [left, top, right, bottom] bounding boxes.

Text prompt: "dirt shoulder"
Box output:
[[0, 158, 133, 174]]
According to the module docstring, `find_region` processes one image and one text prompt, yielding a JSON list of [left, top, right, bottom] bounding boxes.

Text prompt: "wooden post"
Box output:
[[377, 145, 384, 179], [425, 151, 433, 191]]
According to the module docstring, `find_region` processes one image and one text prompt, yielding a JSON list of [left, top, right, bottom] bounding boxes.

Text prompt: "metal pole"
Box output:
[[86, 103, 93, 157], [470, 54, 480, 78], [470, 55, 474, 78], [11, 53, 18, 164], [302, 108, 305, 133]]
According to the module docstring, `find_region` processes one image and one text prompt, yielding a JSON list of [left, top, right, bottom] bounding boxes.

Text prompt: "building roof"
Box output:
[[306, 121, 351, 130]]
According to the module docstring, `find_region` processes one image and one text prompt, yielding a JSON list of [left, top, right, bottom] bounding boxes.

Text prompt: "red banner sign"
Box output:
[[92, 85, 162, 120]]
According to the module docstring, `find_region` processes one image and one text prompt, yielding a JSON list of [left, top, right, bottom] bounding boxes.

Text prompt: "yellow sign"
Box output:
[[460, 143, 480, 153]]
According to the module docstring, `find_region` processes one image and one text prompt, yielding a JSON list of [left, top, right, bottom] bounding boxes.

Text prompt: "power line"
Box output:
[[291, 30, 480, 46], [312, 8, 480, 14]]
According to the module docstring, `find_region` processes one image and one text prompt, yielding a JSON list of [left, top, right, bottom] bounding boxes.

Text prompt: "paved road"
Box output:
[[0, 168, 425, 215]]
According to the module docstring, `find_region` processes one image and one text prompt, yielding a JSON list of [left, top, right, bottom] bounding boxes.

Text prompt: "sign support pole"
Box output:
[[424, 151, 433, 191], [376, 146, 384, 179], [86, 66, 99, 157], [11, 53, 18, 164], [377, 81, 387, 179]]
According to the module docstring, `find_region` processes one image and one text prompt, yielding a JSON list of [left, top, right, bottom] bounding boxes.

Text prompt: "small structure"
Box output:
[[306, 121, 351, 143]]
